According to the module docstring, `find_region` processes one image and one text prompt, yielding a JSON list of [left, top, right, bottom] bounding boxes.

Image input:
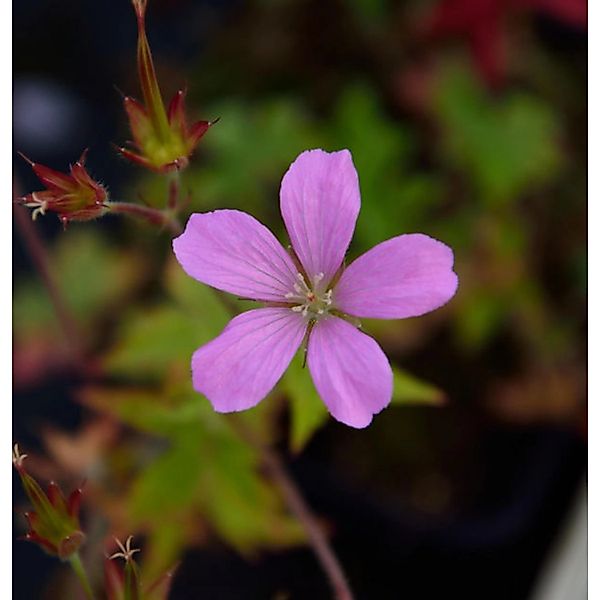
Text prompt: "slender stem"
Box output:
[[167, 170, 181, 210], [13, 204, 85, 361], [68, 553, 95, 600], [108, 201, 182, 235], [232, 418, 355, 600]]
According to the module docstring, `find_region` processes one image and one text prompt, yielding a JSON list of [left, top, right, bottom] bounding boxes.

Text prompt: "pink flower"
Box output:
[[173, 149, 458, 428]]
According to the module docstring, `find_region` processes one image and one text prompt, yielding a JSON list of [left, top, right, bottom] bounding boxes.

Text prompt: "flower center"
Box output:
[[286, 272, 333, 319]]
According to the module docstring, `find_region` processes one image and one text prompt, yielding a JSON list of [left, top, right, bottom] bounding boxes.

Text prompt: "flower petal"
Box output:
[[173, 210, 300, 301], [334, 234, 458, 319], [192, 308, 307, 412], [280, 149, 360, 287], [307, 316, 392, 428]]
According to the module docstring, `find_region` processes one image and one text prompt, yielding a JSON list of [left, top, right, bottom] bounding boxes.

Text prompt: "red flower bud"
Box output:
[[13, 444, 86, 560], [18, 150, 109, 227]]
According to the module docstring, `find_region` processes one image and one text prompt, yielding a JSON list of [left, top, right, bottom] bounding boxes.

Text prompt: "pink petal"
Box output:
[[307, 316, 392, 428], [173, 210, 299, 302], [280, 149, 360, 287], [192, 308, 307, 412], [334, 234, 458, 319]]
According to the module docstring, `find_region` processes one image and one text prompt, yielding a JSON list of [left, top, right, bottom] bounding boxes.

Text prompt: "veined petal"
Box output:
[[192, 308, 307, 412], [173, 210, 300, 301], [307, 316, 392, 428], [334, 234, 458, 319], [280, 149, 360, 287]]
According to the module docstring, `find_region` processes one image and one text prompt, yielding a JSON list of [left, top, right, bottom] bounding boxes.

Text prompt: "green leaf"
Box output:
[[329, 85, 424, 249], [79, 386, 206, 438], [346, 0, 389, 21], [392, 367, 445, 406], [281, 353, 329, 453], [196, 420, 304, 551], [434, 63, 563, 205], [128, 426, 203, 520], [185, 98, 322, 218], [282, 353, 446, 453], [85, 383, 304, 561], [104, 259, 231, 380], [104, 306, 205, 380], [164, 257, 232, 326]]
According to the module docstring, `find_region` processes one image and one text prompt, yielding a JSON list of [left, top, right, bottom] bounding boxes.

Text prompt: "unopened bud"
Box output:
[[13, 444, 86, 559]]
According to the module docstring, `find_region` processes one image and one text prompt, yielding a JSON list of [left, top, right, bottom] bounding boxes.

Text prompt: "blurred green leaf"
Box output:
[[196, 419, 304, 552], [14, 230, 143, 340], [186, 99, 322, 218], [281, 353, 329, 453], [392, 367, 445, 406], [346, 0, 389, 21], [454, 289, 507, 351], [434, 63, 563, 205], [282, 352, 446, 454], [84, 382, 303, 566], [80, 386, 205, 438], [104, 258, 231, 380], [327, 84, 442, 249], [128, 425, 203, 520], [163, 257, 232, 325], [104, 306, 204, 380]]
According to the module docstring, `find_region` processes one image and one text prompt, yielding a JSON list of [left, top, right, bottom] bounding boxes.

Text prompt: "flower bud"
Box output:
[[13, 444, 86, 560], [117, 0, 215, 173], [18, 150, 109, 227]]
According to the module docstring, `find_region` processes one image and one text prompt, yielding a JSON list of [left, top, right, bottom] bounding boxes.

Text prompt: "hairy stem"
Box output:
[[68, 553, 95, 600], [13, 205, 85, 362], [232, 419, 355, 600], [108, 201, 182, 235]]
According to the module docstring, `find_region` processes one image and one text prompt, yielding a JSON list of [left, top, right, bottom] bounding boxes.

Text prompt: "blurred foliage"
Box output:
[[14, 230, 145, 342], [82, 383, 305, 579], [433, 63, 564, 206]]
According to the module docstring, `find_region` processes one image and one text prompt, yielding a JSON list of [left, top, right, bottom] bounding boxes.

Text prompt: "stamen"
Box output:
[[287, 273, 334, 320]]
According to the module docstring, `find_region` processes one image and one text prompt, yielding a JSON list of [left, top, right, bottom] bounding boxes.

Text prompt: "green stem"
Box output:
[[69, 553, 95, 600]]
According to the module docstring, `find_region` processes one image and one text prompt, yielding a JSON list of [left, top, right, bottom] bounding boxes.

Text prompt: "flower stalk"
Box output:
[[118, 0, 215, 173], [262, 448, 355, 600], [69, 552, 96, 600], [230, 419, 355, 600], [13, 203, 85, 361], [107, 202, 182, 235]]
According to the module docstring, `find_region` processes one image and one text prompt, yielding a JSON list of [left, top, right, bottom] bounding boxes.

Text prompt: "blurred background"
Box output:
[[13, 0, 586, 598]]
